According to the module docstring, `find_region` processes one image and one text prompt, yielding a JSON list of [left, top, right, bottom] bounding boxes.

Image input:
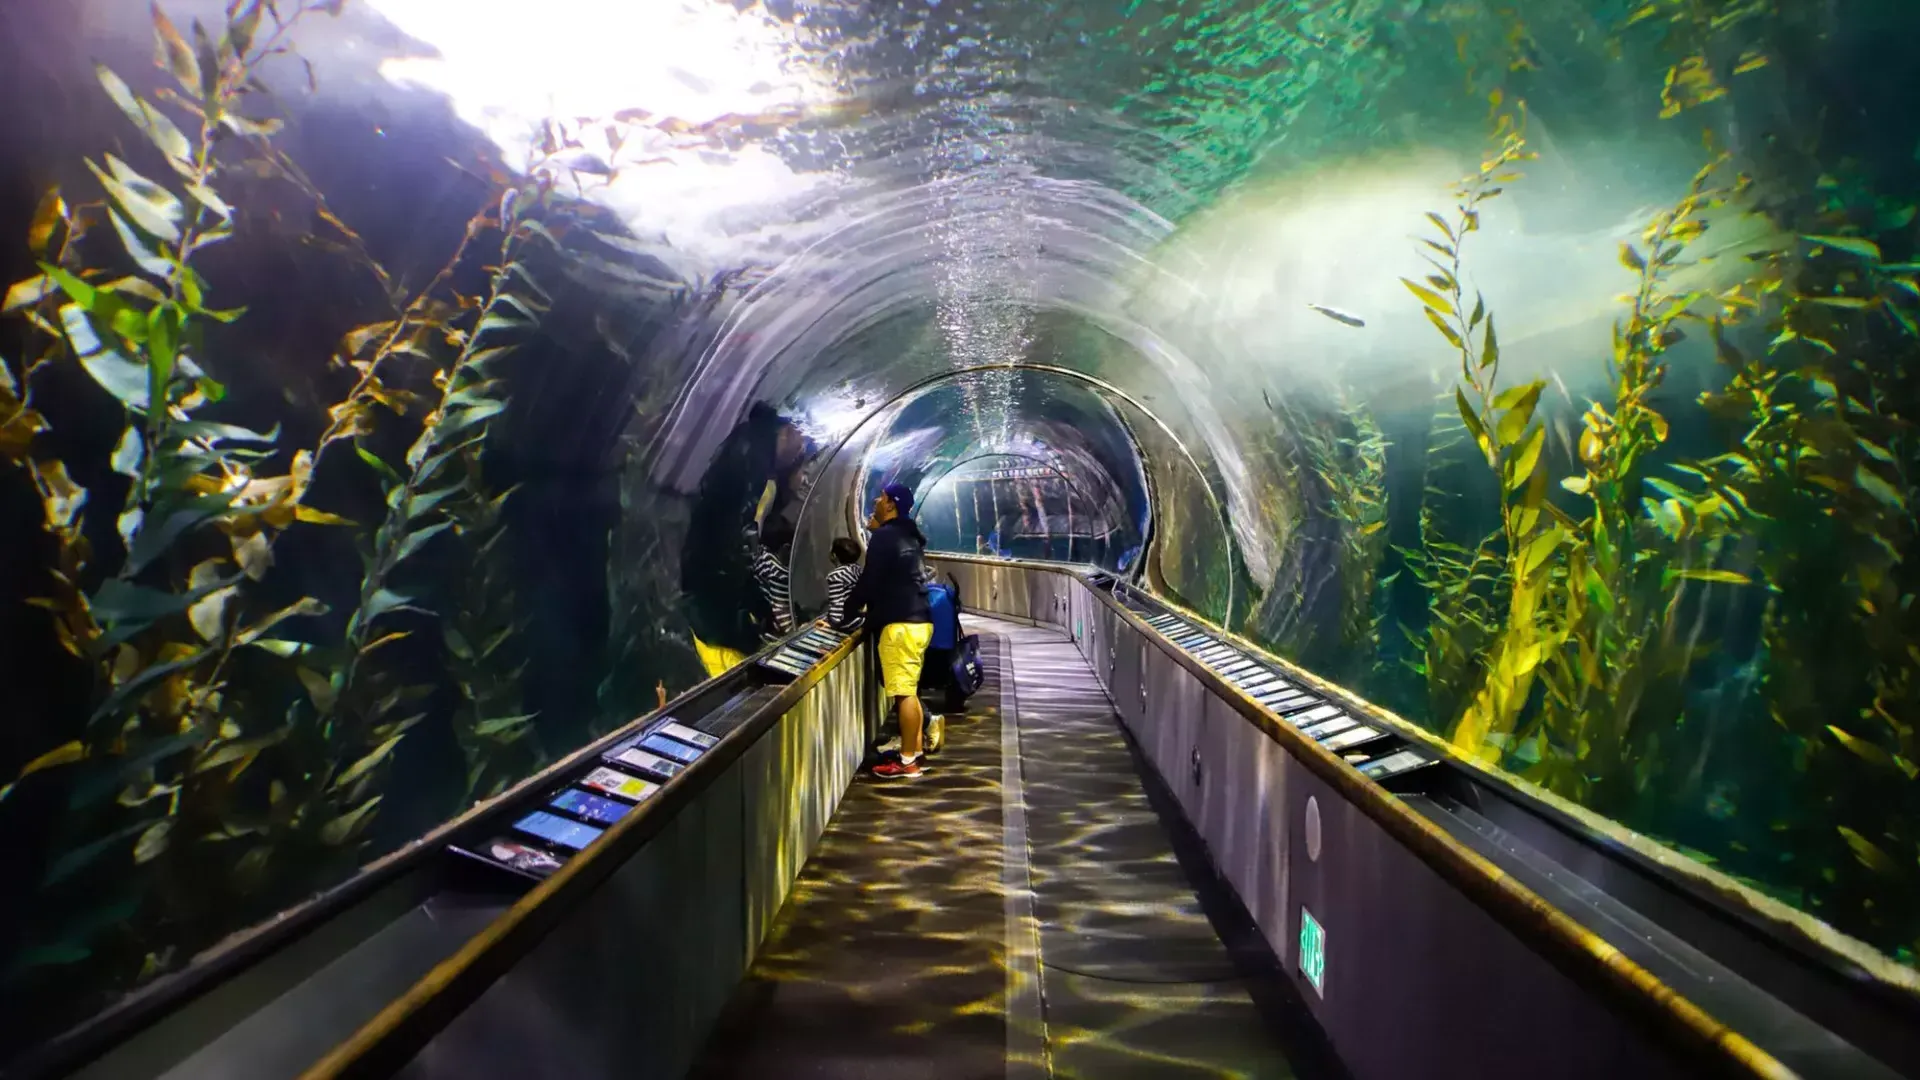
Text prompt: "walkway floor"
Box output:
[[689, 617, 1302, 1080]]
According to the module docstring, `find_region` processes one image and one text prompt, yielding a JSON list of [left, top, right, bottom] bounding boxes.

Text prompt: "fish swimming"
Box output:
[[1307, 303, 1366, 328]]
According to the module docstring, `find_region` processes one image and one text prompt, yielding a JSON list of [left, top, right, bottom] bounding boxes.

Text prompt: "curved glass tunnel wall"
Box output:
[[919, 456, 1122, 565], [850, 369, 1152, 571], [787, 364, 1185, 614], [4, 0, 1920, 1061]]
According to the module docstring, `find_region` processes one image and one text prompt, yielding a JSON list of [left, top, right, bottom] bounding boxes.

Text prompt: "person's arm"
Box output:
[[771, 559, 793, 633]]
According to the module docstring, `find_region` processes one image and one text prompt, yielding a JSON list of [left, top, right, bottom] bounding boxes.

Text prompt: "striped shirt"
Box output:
[[752, 549, 793, 636], [825, 563, 863, 630]]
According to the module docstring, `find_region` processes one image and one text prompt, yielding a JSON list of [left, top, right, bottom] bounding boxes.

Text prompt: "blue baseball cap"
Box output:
[[882, 482, 914, 516]]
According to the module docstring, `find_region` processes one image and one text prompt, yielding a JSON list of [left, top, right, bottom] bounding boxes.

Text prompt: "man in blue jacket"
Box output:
[[838, 482, 935, 779]]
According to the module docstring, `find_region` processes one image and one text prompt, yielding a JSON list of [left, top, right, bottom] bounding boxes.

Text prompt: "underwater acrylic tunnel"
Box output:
[[1, 0, 1919, 1076]]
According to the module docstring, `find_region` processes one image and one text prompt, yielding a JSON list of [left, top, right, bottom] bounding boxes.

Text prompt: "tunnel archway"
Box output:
[[784, 360, 1237, 624]]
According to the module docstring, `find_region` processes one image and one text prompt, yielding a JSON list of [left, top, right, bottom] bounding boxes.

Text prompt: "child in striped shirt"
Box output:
[[753, 517, 795, 640], [825, 536, 864, 631]]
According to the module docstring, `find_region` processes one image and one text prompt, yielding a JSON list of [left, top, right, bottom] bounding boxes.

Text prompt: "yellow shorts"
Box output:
[[877, 622, 934, 698], [693, 636, 749, 679]]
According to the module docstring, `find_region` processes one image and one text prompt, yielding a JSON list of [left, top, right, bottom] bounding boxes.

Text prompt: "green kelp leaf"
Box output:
[[246, 639, 313, 658], [473, 714, 536, 738], [67, 730, 207, 810], [225, 0, 264, 56], [460, 345, 516, 377], [471, 314, 529, 344], [492, 292, 545, 322], [133, 818, 173, 864], [1506, 425, 1546, 492], [3, 274, 55, 315], [150, 3, 201, 92], [1620, 243, 1646, 271], [13, 742, 87, 787], [1668, 567, 1750, 586], [43, 265, 99, 311], [1480, 314, 1500, 370], [1856, 437, 1897, 466], [93, 572, 239, 648], [87, 157, 182, 244], [1582, 566, 1615, 616], [1401, 277, 1454, 316], [501, 262, 551, 302], [1803, 235, 1882, 261], [1519, 527, 1564, 579], [293, 505, 357, 527], [1807, 295, 1875, 311], [330, 734, 405, 791], [62, 303, 150, 411], [88, 645, 212, 725], [110, 425, 145, 479], [319, 796, 382, 846], [354, 444, 401, 487], [220, 112, 284, 138], [184, 181, 232, 221], [94, 65, 192, 169], [436, 398, 506, 437], [173, 419, 277, 446], [514, 219, 561, 248], [404, 485, 461, 521], [1423, 307, 1463, 350], [361, 588, 429, 626], [195, 727, 289, 774], [1855, 465, 1907, 512], [27, 186, 64, 257], [1455, 388, 1490, 458], [32, 459, 87, 530], [147, 305, 180, 411], [443, 378, 502, 409], [297, 667, 337, 714], [126, 492, 238, 574], [1494, 382, 1542, 445], [233, 597, 328, 647], [110, 210, 175, 281], [187, 581, 238, 642], [1837, 827, 1898, 875], [392, 521, 452, 566], [1826, 725, 1895, 768]]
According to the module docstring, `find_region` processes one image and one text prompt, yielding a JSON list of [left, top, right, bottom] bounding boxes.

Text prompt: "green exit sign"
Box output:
[[1299, 907, 1326, 997]]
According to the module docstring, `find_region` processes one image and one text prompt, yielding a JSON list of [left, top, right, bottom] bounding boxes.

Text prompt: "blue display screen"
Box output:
[[641, 734, 702, 763], [549, 788, 633, 825], [514, 810, 604, 851]]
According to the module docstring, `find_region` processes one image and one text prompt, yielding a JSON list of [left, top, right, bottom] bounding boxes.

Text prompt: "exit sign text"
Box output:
[[1299, 907, 1326, 997]]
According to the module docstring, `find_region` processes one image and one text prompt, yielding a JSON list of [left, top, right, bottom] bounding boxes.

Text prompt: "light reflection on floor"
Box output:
[[691, 620, 1301, 1079]]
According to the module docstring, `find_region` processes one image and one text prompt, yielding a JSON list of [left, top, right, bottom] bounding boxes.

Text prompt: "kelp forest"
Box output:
[[0, 0, 702, 1047], [1254, 2, 1920, 968]]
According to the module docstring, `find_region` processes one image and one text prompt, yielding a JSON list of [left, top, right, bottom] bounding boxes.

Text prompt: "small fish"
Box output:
[[1307, 303, 1366, 328], [1262, 389, 1277, 413]]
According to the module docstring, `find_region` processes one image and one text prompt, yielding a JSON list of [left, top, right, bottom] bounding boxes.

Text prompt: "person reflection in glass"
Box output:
[[681, 403, 807, 677]]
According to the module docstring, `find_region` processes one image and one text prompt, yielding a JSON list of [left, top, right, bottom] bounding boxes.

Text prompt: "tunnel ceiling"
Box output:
[[90, 0, 1745, 593]]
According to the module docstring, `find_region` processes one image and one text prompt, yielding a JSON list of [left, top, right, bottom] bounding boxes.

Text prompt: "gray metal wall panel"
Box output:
[[1196, 692, 1285, 955], [400, 646, 874, 1080], [398, 771, 745, 1080], [1282, 758, 1686, 1080], [740, 730, 784, 956], [1143, 646, 1204, 817]]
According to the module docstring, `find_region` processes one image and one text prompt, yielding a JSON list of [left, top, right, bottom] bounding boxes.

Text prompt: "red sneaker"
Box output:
[[871, 757, 924, 780]]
